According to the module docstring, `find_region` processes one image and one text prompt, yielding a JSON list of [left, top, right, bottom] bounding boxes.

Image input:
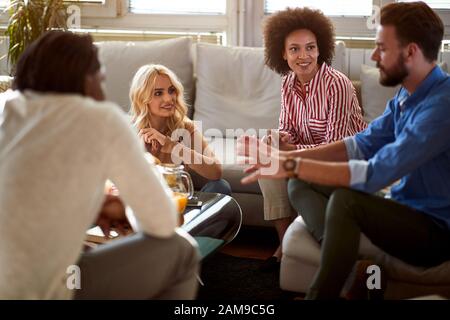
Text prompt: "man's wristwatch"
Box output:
[[283, 157, 301, 178]]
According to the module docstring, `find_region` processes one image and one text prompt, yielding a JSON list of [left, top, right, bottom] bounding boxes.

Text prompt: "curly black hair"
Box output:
[[263, 7, 335, 75], [13, 31, 100, 95]]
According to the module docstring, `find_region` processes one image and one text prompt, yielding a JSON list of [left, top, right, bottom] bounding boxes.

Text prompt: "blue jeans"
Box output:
[[200, 179, 232, 196]]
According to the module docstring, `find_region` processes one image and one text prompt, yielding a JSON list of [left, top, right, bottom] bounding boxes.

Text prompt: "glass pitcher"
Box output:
[[157, 164, 194, 221]]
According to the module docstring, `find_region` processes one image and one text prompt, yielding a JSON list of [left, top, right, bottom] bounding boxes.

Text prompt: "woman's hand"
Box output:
[[265, 130, 296, 151], [139, 128, 167, 145], [139, 128, 172, 154]]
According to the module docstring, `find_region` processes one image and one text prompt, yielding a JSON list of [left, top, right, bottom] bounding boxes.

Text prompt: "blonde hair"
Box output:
[[129, 64, 188, 135]]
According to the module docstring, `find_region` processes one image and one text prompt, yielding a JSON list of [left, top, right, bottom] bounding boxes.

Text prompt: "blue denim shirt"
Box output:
[[344, 66, 450, 229]]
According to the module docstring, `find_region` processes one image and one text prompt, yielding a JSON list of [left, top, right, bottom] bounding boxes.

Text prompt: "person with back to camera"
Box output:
[[257, 7, 367, 271], [129, 64, 232, 196], [0, 31, 200, 299]]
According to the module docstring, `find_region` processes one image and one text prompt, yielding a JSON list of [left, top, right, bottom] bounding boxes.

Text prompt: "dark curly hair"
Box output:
[[13, 31, 100, 95], [263, 7, 335, 75]]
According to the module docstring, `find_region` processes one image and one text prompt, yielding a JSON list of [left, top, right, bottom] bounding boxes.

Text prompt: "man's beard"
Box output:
[[377, 54, 408, 87]]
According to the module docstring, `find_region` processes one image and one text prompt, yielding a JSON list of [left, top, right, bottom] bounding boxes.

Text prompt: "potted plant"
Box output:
[[4, 0, 68, 71]]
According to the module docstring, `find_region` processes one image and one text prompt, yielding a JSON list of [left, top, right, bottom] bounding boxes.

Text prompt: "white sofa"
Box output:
[[96, 36, 348, 227]]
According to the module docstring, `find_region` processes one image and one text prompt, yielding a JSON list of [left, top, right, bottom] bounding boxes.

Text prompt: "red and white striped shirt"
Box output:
[[279, 63, 367, 149]]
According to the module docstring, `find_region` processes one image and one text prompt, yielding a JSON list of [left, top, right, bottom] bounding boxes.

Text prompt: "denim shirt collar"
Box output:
[[399, 65, 447, 110]]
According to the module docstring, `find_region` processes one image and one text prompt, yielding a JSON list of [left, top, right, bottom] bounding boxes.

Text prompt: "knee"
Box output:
[[287, 178, 310, 201], [326, 188, 357, 221], [202, 179, 232, 195], [141, 231, 200, 270], [329, 188, 355, 205], [171, 230, 201, 272]]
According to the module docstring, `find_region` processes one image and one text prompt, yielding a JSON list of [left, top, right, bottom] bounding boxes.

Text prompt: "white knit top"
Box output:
[[0, 91, 177, 299]]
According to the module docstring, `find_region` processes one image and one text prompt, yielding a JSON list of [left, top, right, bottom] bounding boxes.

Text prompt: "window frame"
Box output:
[[264, 0, 374, 17], [80, 0, 234, 44], [70, 0, 121, 18], [0, 0, 120, 24], [1, 0, 449, 47], [250, 0, 385, 47], [249, 0, 450, 47]]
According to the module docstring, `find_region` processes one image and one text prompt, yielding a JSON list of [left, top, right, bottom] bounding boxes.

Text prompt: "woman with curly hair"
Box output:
[[258, 7, 366, 271], [129, 64, 231, 195]]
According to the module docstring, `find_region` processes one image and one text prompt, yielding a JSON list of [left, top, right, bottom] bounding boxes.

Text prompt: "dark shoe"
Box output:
[[259, 256, 280, 272]]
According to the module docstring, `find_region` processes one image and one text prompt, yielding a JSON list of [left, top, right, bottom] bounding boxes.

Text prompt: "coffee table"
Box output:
[[86, 192, 242, 260], [181, 192, 242, 259]]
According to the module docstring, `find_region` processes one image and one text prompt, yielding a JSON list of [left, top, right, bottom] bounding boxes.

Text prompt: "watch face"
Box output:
[[284, 158, 296, 171]]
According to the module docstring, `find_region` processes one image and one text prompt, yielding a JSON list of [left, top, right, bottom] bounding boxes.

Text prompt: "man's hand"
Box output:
[[236, 135, 273, 164], [240, 153, 291, 185], [236, 136, 290, 184], [96, 194, 130, 237]]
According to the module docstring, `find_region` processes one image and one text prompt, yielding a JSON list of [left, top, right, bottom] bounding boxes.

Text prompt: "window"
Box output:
[[66, 0, 105, 3], [0, 0, 105, 5], [68, 0, 120, 18], [0, 1, 116, 17], [129, 0, 226, 15], [264, 0, 373, 16], [398, 1, 450, 9], [76, 0, 230, 44]]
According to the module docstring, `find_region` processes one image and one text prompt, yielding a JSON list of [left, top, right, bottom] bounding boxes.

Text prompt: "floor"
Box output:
[[219, 226, 279, 260], [216, 225, 305, 300]]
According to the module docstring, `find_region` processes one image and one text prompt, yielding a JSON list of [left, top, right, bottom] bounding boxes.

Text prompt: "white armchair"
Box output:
[[281, 216, 450, 299]]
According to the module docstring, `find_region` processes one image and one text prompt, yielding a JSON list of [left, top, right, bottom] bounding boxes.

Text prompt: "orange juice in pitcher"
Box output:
[[157, 164, 194, 226], [173, 192, 189, 226]]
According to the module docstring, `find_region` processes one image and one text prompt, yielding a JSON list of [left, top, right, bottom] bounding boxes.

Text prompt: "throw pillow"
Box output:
[[0, 76, 13, 93], [96, 37, 194, 114], [193, 43, 281, 138], [360, 64, 400, 123], [438, 61, 448, 73]]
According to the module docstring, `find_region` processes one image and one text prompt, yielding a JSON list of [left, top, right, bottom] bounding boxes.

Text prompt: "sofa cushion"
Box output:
[[207, 137, 261, 194], [330, 41, 346, 74], [96, 37, 194, 114], [360, 64, 400, 123], [194, 43, 281, 138], [0, 76, 13, 93]]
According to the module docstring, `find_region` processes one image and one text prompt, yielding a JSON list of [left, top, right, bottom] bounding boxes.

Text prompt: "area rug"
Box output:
[[197, 252, 297, 300]]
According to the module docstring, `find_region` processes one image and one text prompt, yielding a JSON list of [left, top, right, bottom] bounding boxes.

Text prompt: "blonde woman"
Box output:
[[129, 64, 231, 195]]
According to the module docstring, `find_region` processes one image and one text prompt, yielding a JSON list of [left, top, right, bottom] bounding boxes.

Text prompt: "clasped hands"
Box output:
[[95, 185, 131, 239], [139, 127, 176, 154], [263, 130, 296, 151]]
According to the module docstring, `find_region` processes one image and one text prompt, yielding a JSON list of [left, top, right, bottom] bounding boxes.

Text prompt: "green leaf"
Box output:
[[5, 0, 68, 69]]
